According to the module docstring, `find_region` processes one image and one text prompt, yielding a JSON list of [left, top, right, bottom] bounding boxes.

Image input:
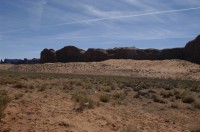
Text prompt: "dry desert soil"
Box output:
[[0, 59, 200, 132]]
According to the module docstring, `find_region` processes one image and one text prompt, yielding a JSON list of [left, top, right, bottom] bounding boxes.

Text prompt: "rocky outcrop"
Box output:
[[40, 49, 56, 63], [39, 34, 200, 64], [107, 47, 137, 59], [136, 49, 160, 60], [56, 46, 85, 62], [107, 48, 161, 60], [184, 35, 200, 64], [84, 49, 109, 62], [159, 48, 184, 60]]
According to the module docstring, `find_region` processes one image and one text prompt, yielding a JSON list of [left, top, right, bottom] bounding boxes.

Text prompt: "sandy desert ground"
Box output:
[[0, 59, 200, 132], [1, 59, 200, 80]]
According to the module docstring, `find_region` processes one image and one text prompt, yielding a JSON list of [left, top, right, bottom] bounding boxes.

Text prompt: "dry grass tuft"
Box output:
[[0, 90, 11, 119]]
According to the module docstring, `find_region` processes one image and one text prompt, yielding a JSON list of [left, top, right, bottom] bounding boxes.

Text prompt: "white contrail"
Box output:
[[55, 6, 200, 26]]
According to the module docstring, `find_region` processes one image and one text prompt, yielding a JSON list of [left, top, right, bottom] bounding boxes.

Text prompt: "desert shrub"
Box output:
[[72, 91, 95, 111], [100, 94, 110, 103], [14, 82, 25, 89], [110, 83, 118, 90], [113, 92, 127, 105], [138, 90, 149, 97], [160, 91, 173, 98], [148, 89, 156, 94], [29, 84, 34, 89], [14, 93, 24, 100], [163, 85, 172, 90], [191, 84, 200, 93], [181, 91, 195, 103], [171, 103, 179, 109], [0, 91, 11, 119], [121, 125, 139, 132], [113, 92, 125, 99], [192, 102, 200, 109], [190, 128, 200, 132], [151, 95, 166, 104], [103, 87, 111, 92], [133, 92, 140, 98], [174, 90, 181, 99], [38, 87, 46, 92], [20, 76, 28, 81], [38, 83, 49, 92], [182, 96, 195, 103]]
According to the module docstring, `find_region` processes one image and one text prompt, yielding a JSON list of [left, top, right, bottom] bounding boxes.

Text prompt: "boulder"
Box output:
[[56, 46, 85, 62], [184, 35, 200, 64], [40, 48, 56, 63], [84, 48, 109, 62]]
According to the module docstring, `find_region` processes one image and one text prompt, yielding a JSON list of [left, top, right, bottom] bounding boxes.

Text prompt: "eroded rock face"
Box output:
[[159, 48, 184, 60], [136, 49, 161, 60], [107, 48, 161, 60], [184, 35, 200, 64], [107, 48, 138, 59], [56, 46, 85, 62], [40, 49, 56, 63], [39, 35, 200, 64], [84, 48, 109, 62]]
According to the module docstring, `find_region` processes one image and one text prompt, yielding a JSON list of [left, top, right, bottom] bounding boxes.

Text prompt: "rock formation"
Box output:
[[159, 48, 184, 60], [184, 35, 200, 64], [107, 47, 137, 59], [56, 46, 85, 62], [40, 49, 56, 63], [40, 34, 200, 64], [84, 48, 110, 62]]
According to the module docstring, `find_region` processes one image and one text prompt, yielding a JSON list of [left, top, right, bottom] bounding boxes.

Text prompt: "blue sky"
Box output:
[[0, 0, 200, 59]]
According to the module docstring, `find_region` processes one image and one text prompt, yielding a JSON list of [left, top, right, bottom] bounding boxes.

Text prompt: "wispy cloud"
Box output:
[[28, 0, 47, 30], [50, 26, 190, 41], [0, 0, 200, 59], [53, 6, 200, 26]]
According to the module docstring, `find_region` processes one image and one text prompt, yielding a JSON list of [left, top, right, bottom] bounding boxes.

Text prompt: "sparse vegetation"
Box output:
[[100, 94, 110, 103], [192, 102, 200, 109], [181, 91, 195, 103], [0, 69, 199, 131], [0, 90, 11, 119], [121, 125, 139, 132], [151, 95, 166, 104], [14, 82, 25, 89], [160, 91, 173, 98], [72, 91, 95, 111], [171, 103, 179, 109], [14, 93, 24, 100]]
